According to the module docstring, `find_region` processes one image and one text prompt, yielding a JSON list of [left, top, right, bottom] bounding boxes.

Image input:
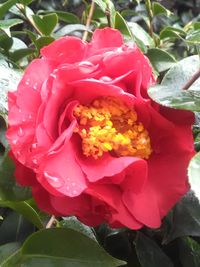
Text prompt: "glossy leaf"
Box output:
[[0, 242, 20, 267], [0, 201, 43, 229], [188, 152, 200, 202], [114, 12, 132, 40], [60, 216, 97, 241], [135, 232, 173, 267], [148, 55, 200, 111], [0, 0, 18, 19], [147, 48, 176, 72], [0, 154, 31, 201], [128, 22, 154, 48], [186, 30, 200, 44], [32, 13, 58, 36], [152, 2, 171, 17], [0, 19, 23, 36], [19, 228, 124, 266], [10, 48, 36, 62], [178, 237, 200, 267], [164, 191, 200, 243]]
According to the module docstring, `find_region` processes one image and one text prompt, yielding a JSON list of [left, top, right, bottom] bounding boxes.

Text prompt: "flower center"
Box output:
[[73, 97, 152, 159]]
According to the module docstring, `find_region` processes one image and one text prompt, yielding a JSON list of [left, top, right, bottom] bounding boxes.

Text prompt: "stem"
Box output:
[[46, 215, 56, 229], [105, 4, 111, 27], [82, 0, 95, 42], [145, 0, 157, 46], [182, 69, 200, 90]]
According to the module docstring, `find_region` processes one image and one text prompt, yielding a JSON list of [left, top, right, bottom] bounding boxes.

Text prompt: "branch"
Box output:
[[82, 0, 95, 42], [46, 215, 56, 229], [182, 69, 200, 90]]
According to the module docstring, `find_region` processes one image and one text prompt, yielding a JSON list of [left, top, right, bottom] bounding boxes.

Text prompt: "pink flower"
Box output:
[[7, 28, 195, 229]]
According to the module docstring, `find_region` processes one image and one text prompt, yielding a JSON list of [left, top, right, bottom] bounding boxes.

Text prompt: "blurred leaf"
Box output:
[[94, 0, 107, 12], [135, 232, 173, 267], [0, 0, 18, 19], [32, 13, 58, 36], [0, 212, 35, 245], [10, 48, 35, 62], [0, 115, 8, 149], [0, 32, 13, 51], [0, 19, 23, 37], [60, 216, 97, 242], [188, 152, 200, 202], [0, 154, 31, 201], [0, 58, 22, 114], [128, 22, 154, 48], [41, 11, 80, 24], [164, 191, 200, 243], [152, 2, 171, 17], [19, 228, 125, 266], [54, 24, 87, 38], [186, 30, 200, 44], [0, 201, 43, 229], [148, 55, 200, 111], [160, 26, 185, 40], [0, 242, 20, 267], [34, 36, 54, 52], [19, 0, 34, 5], [114, 12, 132, 40], [147, 48, 176, 72], [178, 237, 200, 267]]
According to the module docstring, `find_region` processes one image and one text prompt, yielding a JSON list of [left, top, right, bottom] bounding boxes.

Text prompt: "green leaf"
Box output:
[[0, 19, 23, 37], [128, 22, 154, 48], [54, 24, 87, 38], [164, 191, 200, 243], [178, 237, 200, 267], [94, 0, 107, 12], [60, 216, 97, 242], [135, 232, 173, 267], [0, 242, 21, 267], [152, 2, 171, 17], [41, 11, 80, 24], [34, 36, 54, 52], [0, 115, 8, 149], [20, 228, 124, 266], [188, 152, 200, 202], [19, 0, 34, 5], [186, 30, 200, 44], [114, 12, 132, 40], [0, 32, 13, 51], [160, 26, 185, 40], [0, 154, 31, 201], [0, 201, 43, 229], [148, 55, 200, 111], [32, 13, 58, 36], [147, 48, 176, 72], [0, 0, 18, 19], [10, 48, 36, 62], [0, 58, 22, 114]]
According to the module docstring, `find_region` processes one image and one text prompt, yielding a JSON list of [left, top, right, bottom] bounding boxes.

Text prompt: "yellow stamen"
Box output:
[[73, 97, 152, 159]]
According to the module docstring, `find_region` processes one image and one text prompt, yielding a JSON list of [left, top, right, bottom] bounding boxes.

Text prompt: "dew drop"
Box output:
[[16, 151, 21, 157], [32, 158, 38, 165], [18, 127, 24, 137], [32, 143, 38, 149], [72, 182, 76, 186], [19, 109, 22, 113], [73, 190, 77, 195], [100, 76, 112, 82], [79, 61, 93, 67], [66, 186, 70, 190], [12, 139, 18, 145], [22, 117, 26, 122], [44, 171, 65, 189], [33, 82, 38, 90], [28, 114, 33, 120]]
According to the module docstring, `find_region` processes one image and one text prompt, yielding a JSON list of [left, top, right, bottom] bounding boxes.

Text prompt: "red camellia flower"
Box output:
[[7, 28, 195, 229]]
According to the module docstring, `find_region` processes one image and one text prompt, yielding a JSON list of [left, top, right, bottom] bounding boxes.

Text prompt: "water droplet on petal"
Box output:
[[19, 109, 22, 113], [72, 182, 76, 186], [12, 139, 18, 145], [33, 82, 38, 90], [18, 127, 24, 137], [44, 171, 65, 189], [22, 117, 26, 122], [32, 143, 38, 149], [28, 114, 33, 120], [73, 190, 77, 195], [32, 158, 38, 165], [16, 151, 21, 157], [100, 76, 112, 82]]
